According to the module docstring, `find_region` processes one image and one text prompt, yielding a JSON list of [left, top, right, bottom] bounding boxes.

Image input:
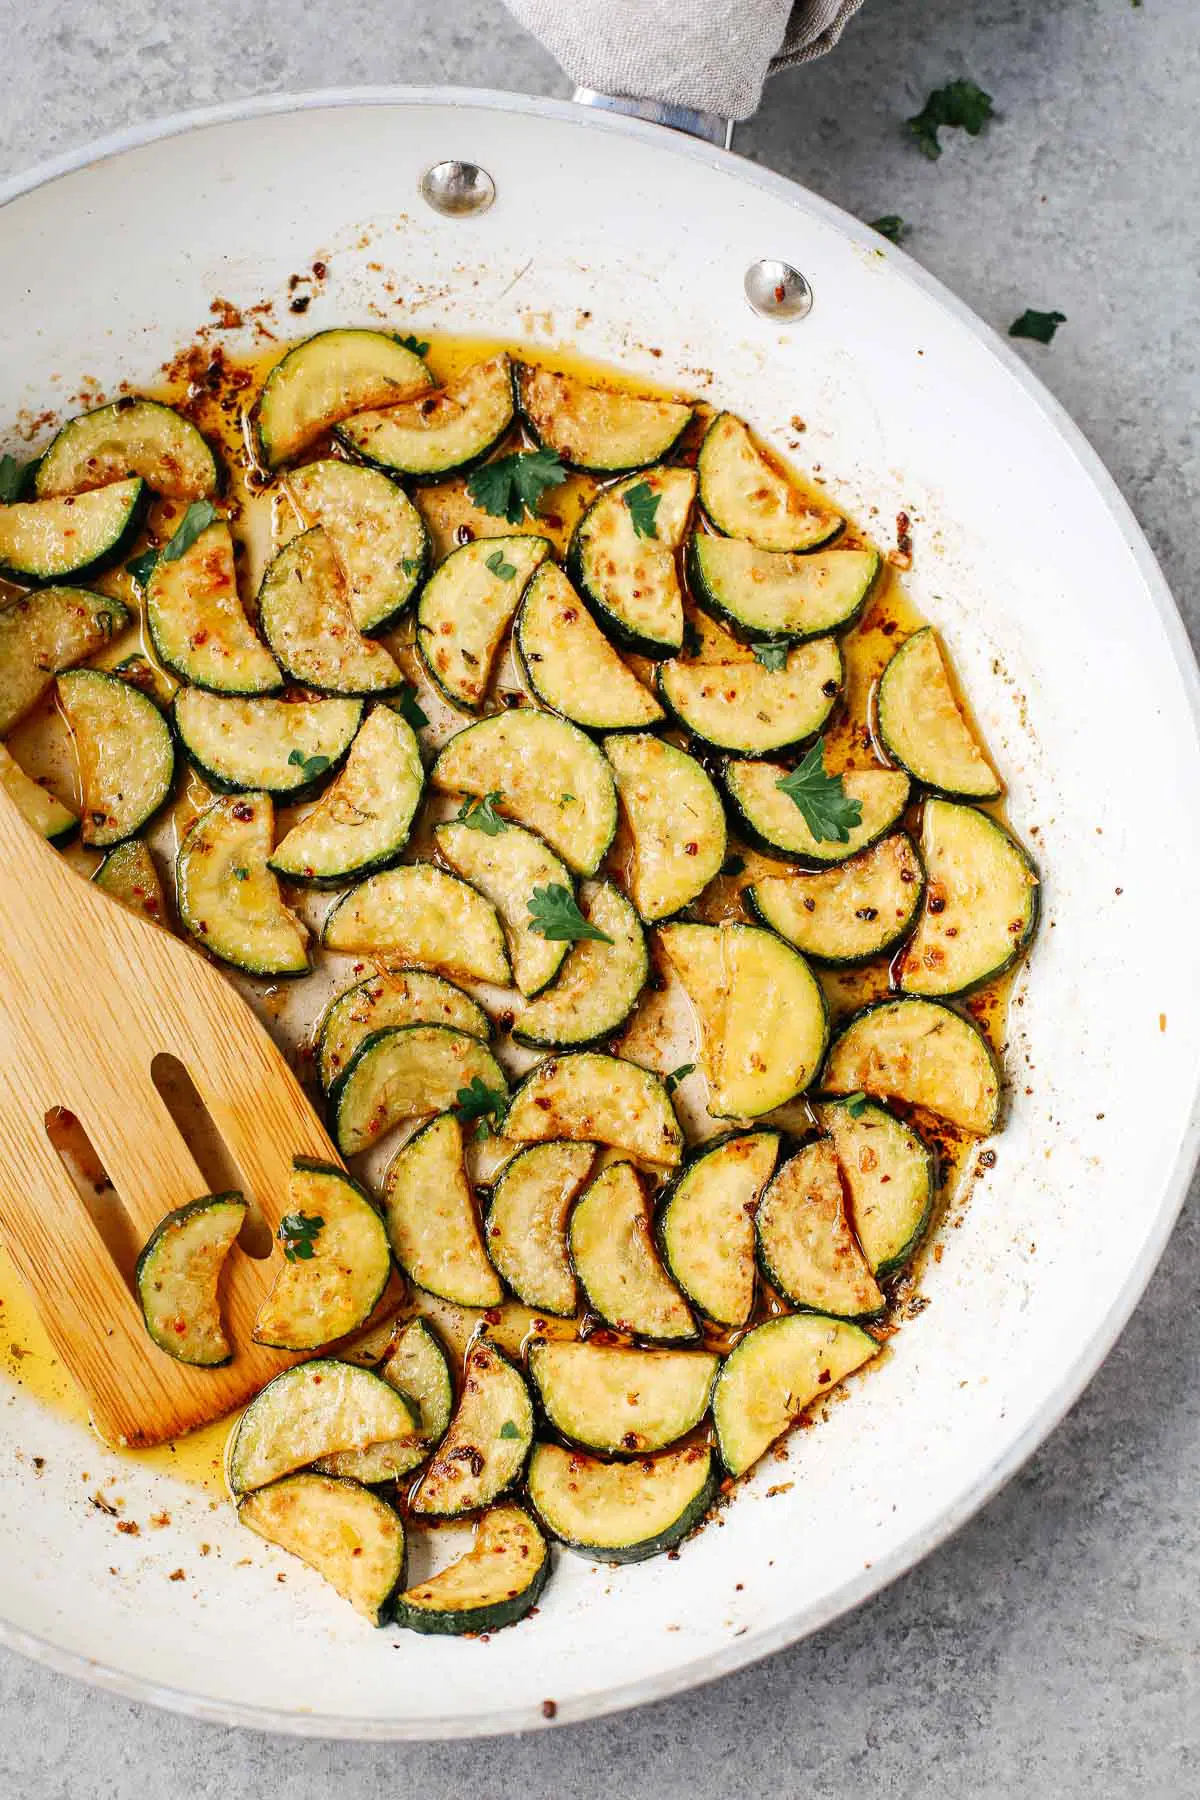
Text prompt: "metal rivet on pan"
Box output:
[[744, 260, 813, 320], [420, 161, 497, 217]]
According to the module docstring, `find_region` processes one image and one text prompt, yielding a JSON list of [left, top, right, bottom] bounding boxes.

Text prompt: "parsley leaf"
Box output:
[[623, 481, 661, 539], [287, 748, 332, 784], [907, 80, 994, 159], [664, 1063, 695, 1095], [0, 453, 26, 503], [392, 684, 429, 731], [841, 1091, 870, 1118], [453, 1076, 508, 1135], [278, 1211, 324, 1262], [775, 740, 863, 844], [467, 448, 566, 524], [485, 548, 518, 580], [1009, 308, 1067, 345], [397, 333, 430, 357], [753, 642, 789, 672], [232, 866, 250, 882], [869, 215, 910, 245], [400, 555, 425, 577], [498, 1420, 522, 1441], [456, 791, 507, 835], [125, 548, 160, 589], [162, 499, 219, 563], [527, 884, 613, 944]]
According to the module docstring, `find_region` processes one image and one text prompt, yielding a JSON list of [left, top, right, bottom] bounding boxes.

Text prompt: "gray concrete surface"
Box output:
[[1, 0, 1197, 1792]]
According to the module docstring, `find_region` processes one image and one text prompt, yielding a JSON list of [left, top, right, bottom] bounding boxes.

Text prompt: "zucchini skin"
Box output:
[[134, 1192, 245, 1366], [685, 535, 879, 646]]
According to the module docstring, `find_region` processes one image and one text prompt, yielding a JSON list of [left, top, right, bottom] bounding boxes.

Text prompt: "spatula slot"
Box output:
[[43, 1105, 141, 1288], [149, 1053, 272, 1258]]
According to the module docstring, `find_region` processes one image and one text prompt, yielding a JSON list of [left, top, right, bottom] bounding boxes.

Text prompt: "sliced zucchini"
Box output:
[[171, 689, 363, 796], [897, 800, 1039, 997], [134, 1192, 246, 1366], [503, 1052, 683, 1168], [567, 466, 697, 658], [337, 352, 515, 481], [658, 921, 828, 1118], [657, 1131, 779, 1327], [416, 534, 551, 712], [0, 477, 145, 583], [528, 1442, 715, 1563], [92, 839, 167, 923], [146, 520, 282, 695], [286, 459, 429, 634], [603, 732, 726, 921], [382, 1113, 503, 1307], [238, 1474, 406, 1625], [513, 880, 648, 1050], [748, 831, 924, 965], [0, 585, 129, 734], [227, 1358, 418, 1493], [311, 1404, 425, 1486], [483, 1140, 595, 1315], [697, 414, 842, 552], [269, 705, 423, 887], [514, 561, 664, 732], [177, 792, 309, 977], [435, 817, 573, 998], [823, 996, 1001, 1135], [875, 628, 1001, 799], [687, 537, 879, 643], [0, 741, 77, 845], [57, 667, 175, 848], [410, 1341, 533, 1517], [317, 970, 490, 1093], [569, 1160, 696, 1341], [322, 862, 509, 985], [35, 399, 218, 501], [382, 1317, 455, 1440], [432, 710, 617, 876], [657, 637, 842, 758], [257, 528, 402, 695], [723, 760, 910, 864], [254, 329, 432, 468], [392, 1503, 548, 1635], [516, 364, 692, 474], [713, 1313, 879, 1478], [332, 1025, 509, 1158], [528, 1341, 718, 1455], [817, 1098, 934, 1277], [252, 1159, 392, 1350], [755, 1138, 883, 1317]]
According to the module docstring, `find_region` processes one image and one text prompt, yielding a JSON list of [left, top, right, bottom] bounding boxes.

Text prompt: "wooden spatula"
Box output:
[[0, 786, 339, 1449]]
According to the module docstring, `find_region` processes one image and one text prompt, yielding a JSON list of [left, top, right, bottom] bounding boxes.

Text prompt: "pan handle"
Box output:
[[572, 88, 733, 149]]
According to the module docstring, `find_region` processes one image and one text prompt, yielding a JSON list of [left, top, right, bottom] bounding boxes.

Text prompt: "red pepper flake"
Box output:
[[541, 1699, 558, 1720]]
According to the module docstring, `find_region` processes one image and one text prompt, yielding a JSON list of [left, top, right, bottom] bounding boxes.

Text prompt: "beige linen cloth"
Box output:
[[505, 2, 864, 120]]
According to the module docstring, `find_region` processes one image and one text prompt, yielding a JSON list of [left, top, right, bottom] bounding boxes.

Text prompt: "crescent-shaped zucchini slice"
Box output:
[[0, 741, 77, 845], [35, 399, 219, 501], [817, 1098, 934, 1278], [269, 705, 424, 887], [723, 760, 910, 864], [432, 710, 618, 876], [513, 880, 648, 1050], [227, 1359, 417, 1493], [176, 792, 309, 977], [392, 1503, 548, 1635], [257, 527, 402, 695], [748, 831, 924, 964], [0, 585, 129, 734], [92, 838, 167, 923], [687, 537, 879, 643], [0, 477, 146, 583], [435, 816, 573, 998], [252, 1159, 392, 1350], [528, 1341, 718, 1455], [416, 533, 551, 711], [713, 1313, 879, 1477], [567, 466, 697, 658], [503, 1052, 683, 1169], [698, 413, 842, 552], [171, 689, 363, 797], [514, 561, 664, 731], [254, 328, 432, 468], [483, 1140, 595, 1315], [147, 520, 282, 695], [337, 352, 516, 481], [898, 800, 1039, 997], [285, 459, 429, 634], [876, 627, 1001, 799], [409, 1341, 533, 1518], [568, 1160, 696, 1341], [382, 1113, 503, 1308], [57, 667, 175, 848], [516, 364, 692, 473], [317, 970, 490, 1093], [657, 1130, 780, 1327], [657, 637, 843, 758], [135, 1193, 246, 1365], [528, 1442, 715, 1563], [755, 1138, 883, 1318], [316, 1318, 449, 1483], [238, 1475, 407, 1625], [322, 861, 509, 984], [331, 1024, 509, 1158], [602, 732, 726, 921], [822, 996, 1001, 1135]]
